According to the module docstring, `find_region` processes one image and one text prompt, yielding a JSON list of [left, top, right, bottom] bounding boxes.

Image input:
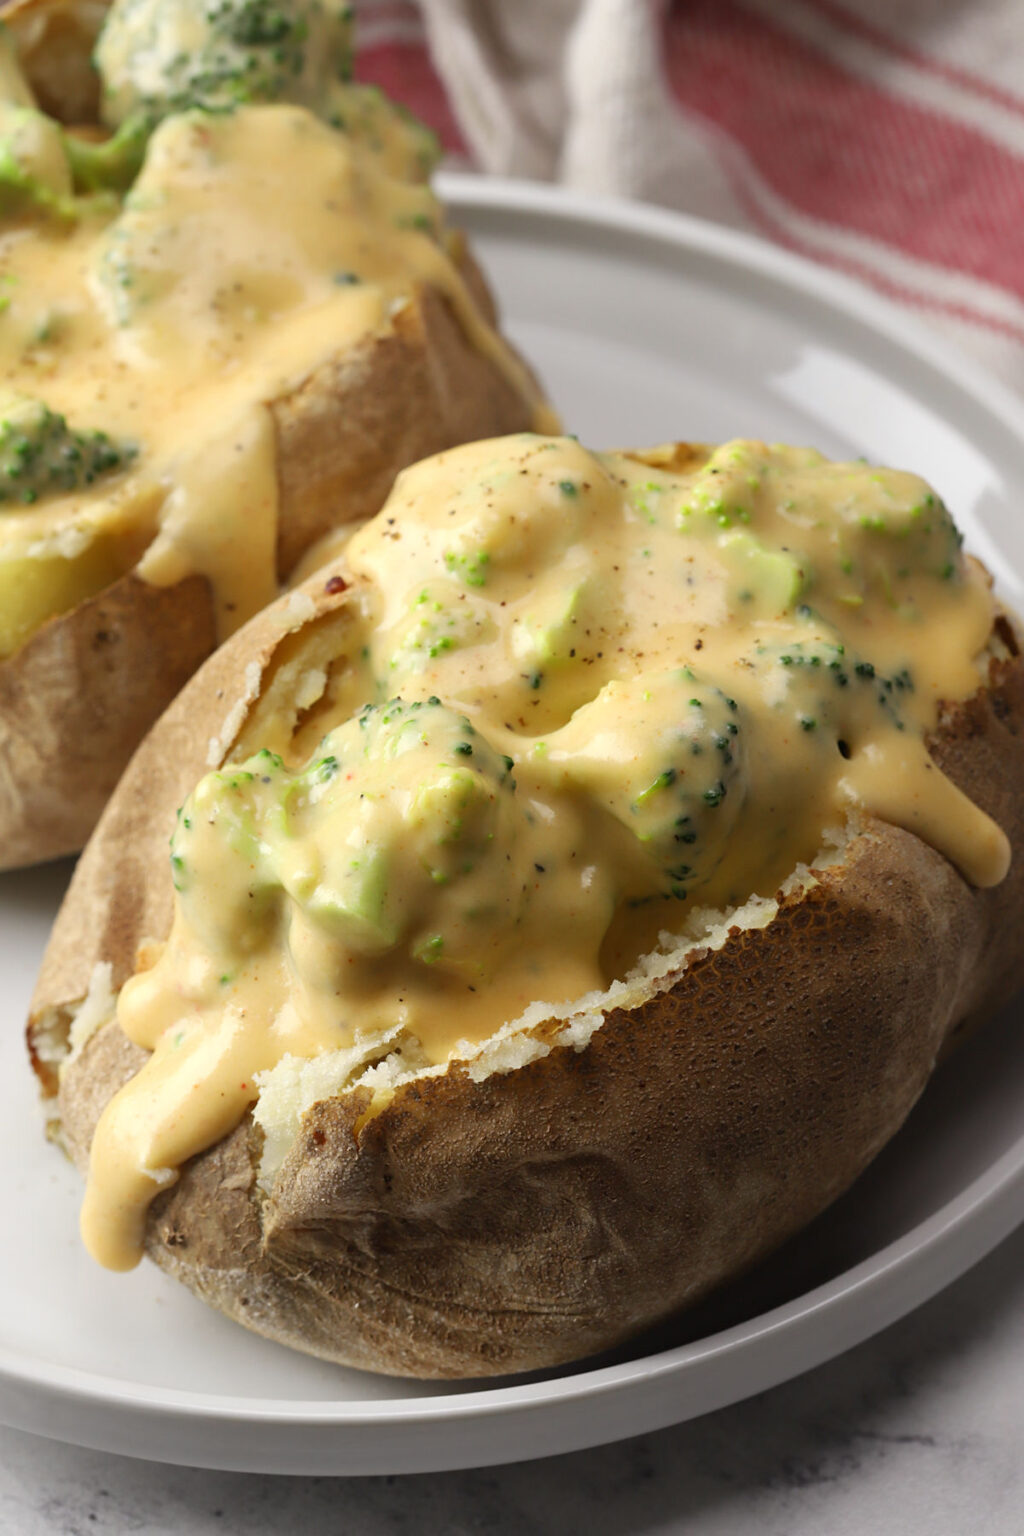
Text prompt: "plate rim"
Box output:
[[2, 1129, 1024, 1424], [438, 170, 1024, 458], [4, 172, 1024, 1471]]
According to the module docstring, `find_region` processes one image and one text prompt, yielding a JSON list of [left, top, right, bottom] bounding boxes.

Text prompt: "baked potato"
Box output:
[[0, 0, 550, 870], [29, 434, 1024, 1379]]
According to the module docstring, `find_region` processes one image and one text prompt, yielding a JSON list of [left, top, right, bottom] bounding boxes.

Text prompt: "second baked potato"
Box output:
[[0, 0, 551, 868]]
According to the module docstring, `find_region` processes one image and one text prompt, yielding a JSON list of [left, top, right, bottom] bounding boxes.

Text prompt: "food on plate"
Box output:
[[29, 434, 1024, 1378], [0, 0, 551, 869]]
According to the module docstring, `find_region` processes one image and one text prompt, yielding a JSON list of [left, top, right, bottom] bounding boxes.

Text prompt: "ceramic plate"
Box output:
[[2, 177, 1024, 1476]]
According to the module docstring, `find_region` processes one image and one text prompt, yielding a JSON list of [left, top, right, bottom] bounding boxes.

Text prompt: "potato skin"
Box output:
[[0, 571, 215, 872], [0, 277, 541, 871], [2, 0, 109, 124], [32, 570, 1024, 1378]]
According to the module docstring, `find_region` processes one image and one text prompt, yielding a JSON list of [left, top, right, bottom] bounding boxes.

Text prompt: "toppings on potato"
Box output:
[[29, 435, 1024, 1375], [0, 0, 551, 869]]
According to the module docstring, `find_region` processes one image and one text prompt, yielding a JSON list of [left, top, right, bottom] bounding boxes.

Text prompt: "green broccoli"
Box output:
[[0, 27, 80, 217], [62, 114, 151, 195], [0, 1, 437, 212], [0, 395, 136, 506], [95, 0, 355, 127], [0, 102, 77, 217]]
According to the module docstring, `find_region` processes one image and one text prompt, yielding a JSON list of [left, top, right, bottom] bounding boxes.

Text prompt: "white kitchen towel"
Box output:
[[355, 0, 1024, 394]]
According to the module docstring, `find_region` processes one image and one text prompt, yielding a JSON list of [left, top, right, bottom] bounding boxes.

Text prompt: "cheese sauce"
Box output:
[[79, 435, 1012, 1269], [0, 100, 552, 654]]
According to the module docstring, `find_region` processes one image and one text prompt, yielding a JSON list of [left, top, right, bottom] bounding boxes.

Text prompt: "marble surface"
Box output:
[[3, 1220, 1023, 1535]]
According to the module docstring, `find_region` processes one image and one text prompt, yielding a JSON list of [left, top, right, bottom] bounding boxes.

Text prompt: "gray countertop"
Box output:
[[4, 1220, 1023, 1536]]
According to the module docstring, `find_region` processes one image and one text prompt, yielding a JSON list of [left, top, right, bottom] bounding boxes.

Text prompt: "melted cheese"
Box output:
[[0, 102, 553, 654], [79, 435, 1013, 1270]]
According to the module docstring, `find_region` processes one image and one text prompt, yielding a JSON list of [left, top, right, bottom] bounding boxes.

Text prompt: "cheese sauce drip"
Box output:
[[0, 98, 552, 655], [81, 436, 1011, 1269]]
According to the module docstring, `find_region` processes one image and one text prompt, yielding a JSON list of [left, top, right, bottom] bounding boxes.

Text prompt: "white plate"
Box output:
[[2, 176, 1024, 1477]]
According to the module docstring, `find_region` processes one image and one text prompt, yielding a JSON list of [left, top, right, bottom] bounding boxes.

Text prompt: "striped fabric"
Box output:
[[352, 0, 1024, 393], [663, 0, 1024, 380], [356, 0, 469, 161]]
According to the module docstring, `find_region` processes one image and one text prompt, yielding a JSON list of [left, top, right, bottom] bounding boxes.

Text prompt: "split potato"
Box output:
[[28, 436, 1024, 1378], [0, 0, 549, 868]]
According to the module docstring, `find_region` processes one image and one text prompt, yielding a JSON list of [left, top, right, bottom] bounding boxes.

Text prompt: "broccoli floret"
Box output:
[[0, 102, 77, 218], [95, 0, 355, 127], [0, 1, 436, 213], [0, 31, 80, 219], [62, 114, 150, 194], [173, 698, 529, 976], [0, 23, 139, 208], [0, 396, 136, 506]]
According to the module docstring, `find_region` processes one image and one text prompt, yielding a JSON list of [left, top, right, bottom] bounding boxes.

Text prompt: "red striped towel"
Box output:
[[355, 0, 1024, 393]]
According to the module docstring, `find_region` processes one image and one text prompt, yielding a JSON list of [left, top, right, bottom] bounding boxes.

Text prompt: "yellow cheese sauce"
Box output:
[[79, 435, 1012, 1270], [0, 97, 552, 654]]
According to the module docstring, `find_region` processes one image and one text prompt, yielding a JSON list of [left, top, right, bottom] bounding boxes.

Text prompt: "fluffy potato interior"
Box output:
[[249, 879, 794, 1186]]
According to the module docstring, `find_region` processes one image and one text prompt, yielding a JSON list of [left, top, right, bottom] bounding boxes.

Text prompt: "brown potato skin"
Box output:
[[0, 280, 541, 871], [0, 573, 216, 871], [2, 0, 109, 124], [31, 567, 1024, 1378]]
